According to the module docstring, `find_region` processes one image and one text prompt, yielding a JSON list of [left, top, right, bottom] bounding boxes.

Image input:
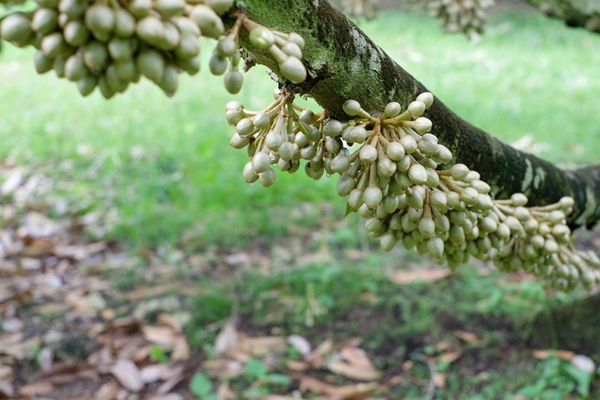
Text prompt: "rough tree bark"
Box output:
[[521, 0, 600, 34], [234, 0, 600, 229]]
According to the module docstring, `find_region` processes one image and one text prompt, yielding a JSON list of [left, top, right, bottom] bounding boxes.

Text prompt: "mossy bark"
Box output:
[[522, 0, 600, 34], [237, 0, 600, 229]]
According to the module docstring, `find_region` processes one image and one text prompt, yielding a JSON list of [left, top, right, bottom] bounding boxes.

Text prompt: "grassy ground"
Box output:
[[1, 4, 600, 399]]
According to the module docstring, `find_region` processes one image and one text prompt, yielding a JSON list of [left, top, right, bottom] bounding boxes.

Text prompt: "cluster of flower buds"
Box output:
[[246, 23, 307, 84], [0, 0, 234, 97], [210, 17, 307, 93], [484, 195, 600, 291], [0, 0, 309, 97], [226, 90, 600, 291], [337, 0, 378, 20], [226, 89, 328, 187], [427, 0, 493, 38], [209, 22, 244, 94]]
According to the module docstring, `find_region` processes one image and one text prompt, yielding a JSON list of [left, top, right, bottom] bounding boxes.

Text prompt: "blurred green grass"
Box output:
[[0, 7, 599, 249]]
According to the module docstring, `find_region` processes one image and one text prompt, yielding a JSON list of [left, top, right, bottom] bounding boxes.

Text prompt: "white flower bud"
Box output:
[[347, 126, 367, 143], [408, 164, 428, 185], [359, 145, 378, 164], [414, 117, 432, 134], [337, 175, 356, 196], [280, 56, 307, 83], [386, 141, 405, 161], [559, 196, 574, 208], [236, 118, 255, 136], [243, 161, 258, 183], [433, 145, 453, 164], [252, 151, 271, 173], [323, 120, 343, 137], [511, 193, 528, 206], [451, 164, 469, 180], [378, 157, 397, 178], [364, 186, 383, 209], [416, 92, 434, 108], [400, 135, 418, 153], [226, 100, 243, 111], [348, 188, 364, 210], [384, 102, 402, 117], [259, 168, 276, 187], [408, 101, 426, 118], [249, 27, 275, 49], [230, 133, 249, 149], [418, 138, 439, 156]]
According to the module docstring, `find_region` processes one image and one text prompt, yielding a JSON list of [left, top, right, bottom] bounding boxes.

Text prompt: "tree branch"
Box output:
[[521, 0, 600, 34], [238, 0, 600, 229]]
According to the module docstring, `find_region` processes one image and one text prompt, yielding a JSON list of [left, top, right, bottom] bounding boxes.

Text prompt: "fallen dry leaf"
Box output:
[[94, 379, 119, 400], [433, 351, 463, 364], [434, 340, 452, 353], [388, 269, 451, 285], [158, 313, 183, 333], [110, 359, 143, 393], [171, 336, 190, 361], [0, 333, 24, 350], [215, 319, 239, 355], [335, 386, 379, 400], [240, 335, 286, 356], [327, 361, 382, 381], [100, 309, 116, 321], [571, 354, 595, 373], [305, 339, 333, 367], [0, 365, 12, 380], [340, 348, 375, 370], [146, 394, 184, 400], [142, 325, 177, 348], [1, 318, 23, 333], [287, 334, 311, 356], [433, 372, 446, 389], [453, 330, 479, 344], [217, 383, 235, 400], [299, 376, 378, 397], [18, 381, 53, 397], [384, 375, 408, 389], [140, 364, 173, 384], [337, 338, 363, 350], [0, 379, 13, 397], [21, 238, 53, 257], [299, 376, 356, 395], [286, 360, 309, 371], [533, 350, 574, 361], [0, 170, 23, 196], [155, 364, 185, 394], [402, 361, 414, 371], [203, 359, 244, 379], [38, 347, 53, 372]]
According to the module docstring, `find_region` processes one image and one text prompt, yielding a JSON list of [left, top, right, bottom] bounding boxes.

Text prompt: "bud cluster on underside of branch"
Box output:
[[0, 0, 307, 96], [225, 90, 600, 291]]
